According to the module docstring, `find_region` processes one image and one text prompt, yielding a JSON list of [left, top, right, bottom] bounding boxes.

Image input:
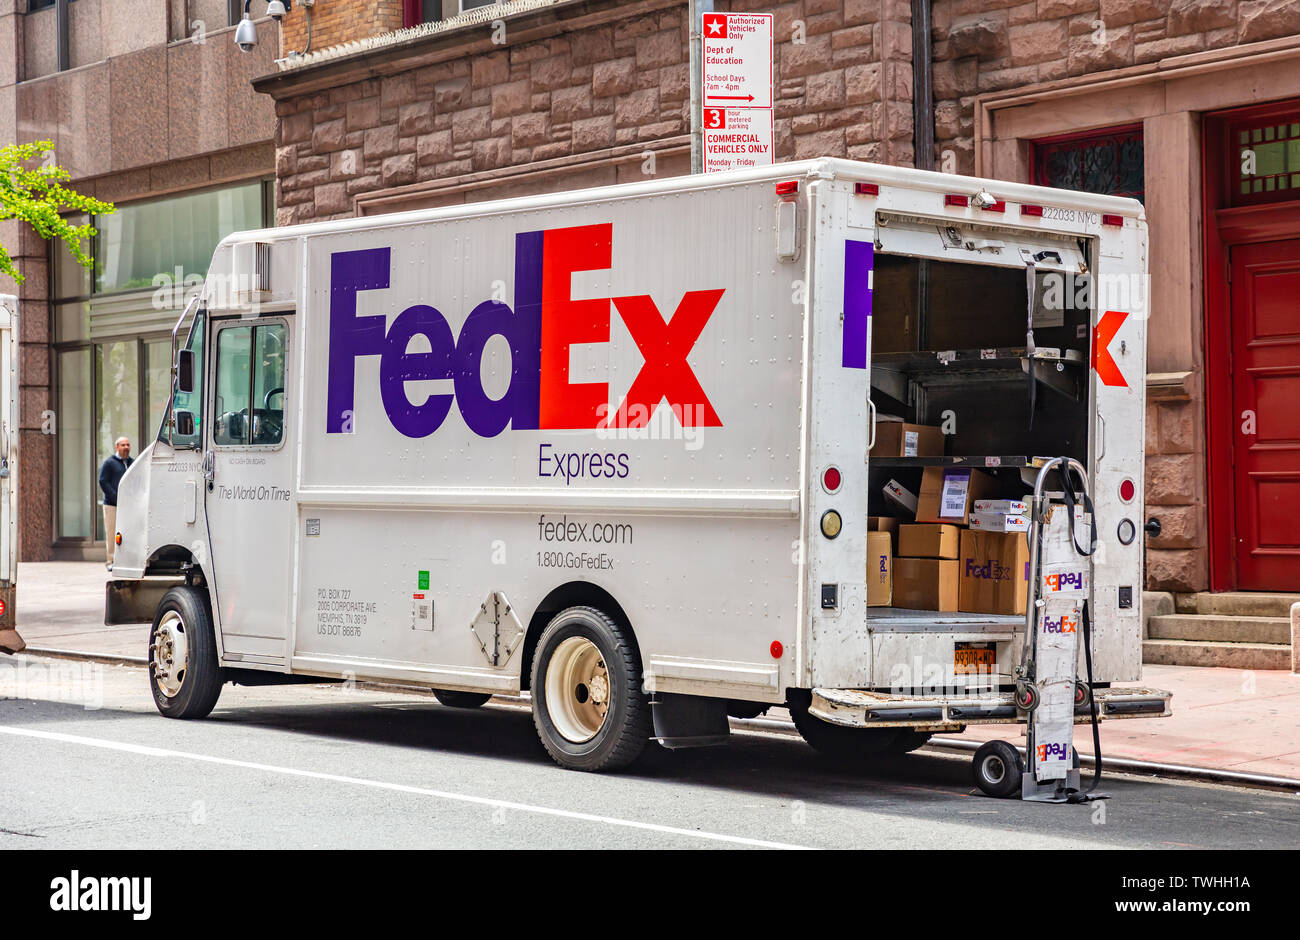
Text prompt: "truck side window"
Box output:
[[167, 311, 205, 449], [213, 322, 286, 447]]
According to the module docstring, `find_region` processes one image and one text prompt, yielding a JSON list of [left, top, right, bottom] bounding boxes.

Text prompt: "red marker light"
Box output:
[[115, 533, 122, 545], [770, 641, 783, 659], [1102, 214, 1124, 227], [1119, 478, 1136, 503], [980, 200, 1006, 212], [822, 466, 842, 494], [944, 194, 969, 207], [0, 599, 6, 618], [855, 182, 879, 196], [775, 180, 799, 196], [1021, 204, 1044, 217]]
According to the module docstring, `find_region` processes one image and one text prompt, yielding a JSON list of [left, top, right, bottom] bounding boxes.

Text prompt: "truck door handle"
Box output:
[[202, 450, 215, 491], [867, 397, 877, 455]]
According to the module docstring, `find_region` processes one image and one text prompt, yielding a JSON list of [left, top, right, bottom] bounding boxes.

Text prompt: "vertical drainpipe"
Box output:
[[911, 0, 934, 171], [55, 0, 70, 72], [911, 0, 934, 349]]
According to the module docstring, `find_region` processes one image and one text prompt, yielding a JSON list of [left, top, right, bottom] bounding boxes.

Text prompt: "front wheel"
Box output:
[[530, 606, 650, 772], [149, 585, 223, 719]]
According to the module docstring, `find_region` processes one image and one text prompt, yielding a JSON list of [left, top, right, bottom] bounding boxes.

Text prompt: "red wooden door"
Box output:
[[1230, 238, 1300, 590]]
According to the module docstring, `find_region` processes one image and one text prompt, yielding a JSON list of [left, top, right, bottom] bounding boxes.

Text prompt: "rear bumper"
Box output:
[[809, 686, 1172, 732]]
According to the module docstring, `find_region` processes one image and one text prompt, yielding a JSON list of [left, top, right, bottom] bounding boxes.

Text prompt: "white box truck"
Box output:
[[106, 159, 1169, 773]]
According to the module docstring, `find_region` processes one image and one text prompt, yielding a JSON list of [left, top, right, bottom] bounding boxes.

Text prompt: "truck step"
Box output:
[[1175, 592, 1300, 618], [1142, 638, 1291, 670], [1147, 614, 1292, 645]]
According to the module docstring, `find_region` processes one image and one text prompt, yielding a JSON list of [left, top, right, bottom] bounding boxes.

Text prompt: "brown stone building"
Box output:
[[255, 0, 1300, 604], [0, 0, 277, 560]]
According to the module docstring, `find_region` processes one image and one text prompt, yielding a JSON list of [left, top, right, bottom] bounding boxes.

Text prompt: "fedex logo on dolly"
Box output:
[[325, 222, 725, 440]]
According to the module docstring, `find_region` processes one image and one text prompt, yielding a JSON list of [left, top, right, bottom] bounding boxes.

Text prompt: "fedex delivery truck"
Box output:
[[106, 159, 1170, 773]]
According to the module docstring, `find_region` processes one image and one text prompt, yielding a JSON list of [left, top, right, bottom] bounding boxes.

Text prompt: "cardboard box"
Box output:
[[866, 531, 892, 607], [898, 523, 961, 559], [914, 467, 996, 525], [883, 479, 917, 515], [959, 529, 1031, 615], [973, 499, 1030, 515], [868, 516, 900, 553], [892, 557, 960, 612], [968, 511, 1030, 533], [872, 421, 945, 457]]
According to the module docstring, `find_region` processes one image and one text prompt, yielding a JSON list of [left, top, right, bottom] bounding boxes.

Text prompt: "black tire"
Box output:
[[886, 730, 933, 755], [148, 585, 223, 719], [530, 606, 650, 772], [973, 740, 1024, 798], [432, 689, 492, 709], [787, 690, 900, 761]]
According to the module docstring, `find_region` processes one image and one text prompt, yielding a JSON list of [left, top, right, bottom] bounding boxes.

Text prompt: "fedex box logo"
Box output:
[[1042, 570, 1087, 593], [326, 223, 724, 438], [963, 558, 1017, 582], [1043, 613, 1078, 634]]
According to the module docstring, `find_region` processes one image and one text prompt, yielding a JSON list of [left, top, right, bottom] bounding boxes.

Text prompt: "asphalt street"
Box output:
[[1, 654, 1296, 850]]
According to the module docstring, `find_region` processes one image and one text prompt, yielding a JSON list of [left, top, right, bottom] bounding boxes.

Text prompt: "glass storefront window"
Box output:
[[52, 218, 91, 300], [94, 341, 140, 540], [53, 301, 90, 343], [57, 348, 92, 539], [93, 182, 264, 294]]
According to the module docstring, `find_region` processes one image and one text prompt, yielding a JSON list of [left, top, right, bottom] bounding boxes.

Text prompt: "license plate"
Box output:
[[954, 642, 996, 675]]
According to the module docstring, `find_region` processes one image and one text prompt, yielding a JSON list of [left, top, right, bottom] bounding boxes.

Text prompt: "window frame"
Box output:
[[1030, 123, 1145, 203], [208, 316, 290, 453]]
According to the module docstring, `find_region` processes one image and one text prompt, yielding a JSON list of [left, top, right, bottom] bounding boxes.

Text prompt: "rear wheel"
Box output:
[[530, 606, 650, 772], [787, 691, 900, 761], [148, 585, 223, 719], [431, 689, 492, 709], [973, 740, 1023, 798], [886, 730, 933, 754]]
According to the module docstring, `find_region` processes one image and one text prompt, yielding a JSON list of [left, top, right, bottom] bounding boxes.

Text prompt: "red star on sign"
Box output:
[[704, 13, 727, 38]]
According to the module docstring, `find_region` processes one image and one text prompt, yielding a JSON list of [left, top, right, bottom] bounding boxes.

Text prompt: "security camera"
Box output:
[[234, 14, 257, 51], [267, 0, 287, 21], [971, 189, 998, 210]]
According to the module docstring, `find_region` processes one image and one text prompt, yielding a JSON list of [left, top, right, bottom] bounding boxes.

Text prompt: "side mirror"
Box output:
[[177, 349, 195, 393], [176, 410, 196, 437]]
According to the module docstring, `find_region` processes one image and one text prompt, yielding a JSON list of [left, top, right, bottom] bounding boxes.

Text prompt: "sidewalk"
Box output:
[[9, 561, 1300, 782]]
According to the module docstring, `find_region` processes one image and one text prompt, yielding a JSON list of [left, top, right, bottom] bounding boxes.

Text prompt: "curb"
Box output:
[[12, 646, 1300, 792]]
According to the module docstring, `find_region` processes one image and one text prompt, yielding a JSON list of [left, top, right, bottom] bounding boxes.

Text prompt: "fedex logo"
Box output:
[[1043, 613, 1078, 634], [1042, 571, 1086, 593], [326, 223, 724, 438], [964, 558, 1013, 581], [1036, 742, 1071, 763]]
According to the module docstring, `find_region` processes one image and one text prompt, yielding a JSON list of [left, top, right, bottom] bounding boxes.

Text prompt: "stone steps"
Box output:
[[1148, 614, 1292, 645], [1142, 638, 1292, 671], [1176, 592, 1300, 618]]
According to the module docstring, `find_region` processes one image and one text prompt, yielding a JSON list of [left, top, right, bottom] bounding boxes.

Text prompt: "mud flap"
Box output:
[[650, 693, 731, 748]]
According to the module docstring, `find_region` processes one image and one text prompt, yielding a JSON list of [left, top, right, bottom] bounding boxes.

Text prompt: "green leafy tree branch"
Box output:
[[0, 140, 114, 284]]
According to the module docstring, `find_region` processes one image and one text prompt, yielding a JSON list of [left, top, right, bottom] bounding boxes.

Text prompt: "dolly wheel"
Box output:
[[1074, 680, 1092, 708], [973, 740, 1024, 798], [1014, 681, 1039, 712]]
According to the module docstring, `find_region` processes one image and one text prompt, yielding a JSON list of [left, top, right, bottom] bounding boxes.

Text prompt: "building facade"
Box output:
[[0, 0, 277, 560], [253, 0, 1300, 595]]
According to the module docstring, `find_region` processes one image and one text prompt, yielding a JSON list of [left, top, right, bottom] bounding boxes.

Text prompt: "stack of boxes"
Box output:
[[869, 419, 1031, 615]]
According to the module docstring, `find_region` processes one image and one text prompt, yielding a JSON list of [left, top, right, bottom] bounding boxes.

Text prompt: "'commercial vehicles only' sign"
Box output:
[[701, 12, 774, 173]]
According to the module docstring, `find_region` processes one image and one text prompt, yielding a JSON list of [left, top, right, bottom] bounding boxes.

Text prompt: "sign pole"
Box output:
[[689, 0, 712, 174]]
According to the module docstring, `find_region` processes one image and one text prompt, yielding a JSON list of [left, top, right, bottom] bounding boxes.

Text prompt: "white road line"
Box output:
[[0, 724, 812, 850]]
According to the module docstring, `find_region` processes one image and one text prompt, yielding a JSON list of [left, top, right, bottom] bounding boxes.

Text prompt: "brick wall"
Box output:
[[269, 0, 914, 224], [279, 0, 406, 58], [929, 0, 1300, 174], [1145, 391, 1206, 593]]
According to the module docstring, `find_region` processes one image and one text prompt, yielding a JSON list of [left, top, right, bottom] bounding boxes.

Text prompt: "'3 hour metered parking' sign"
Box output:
[[702, 12, 773, 173]]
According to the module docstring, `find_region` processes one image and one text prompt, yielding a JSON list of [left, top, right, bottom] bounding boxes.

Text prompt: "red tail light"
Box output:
[[822, 466, 842, 494], [1021, 204, 1044, 217], [944, 194, 969, 207], [855, 182, 879, 196], [1102, 214, 1124, 227], [775, 180, 799, 196]]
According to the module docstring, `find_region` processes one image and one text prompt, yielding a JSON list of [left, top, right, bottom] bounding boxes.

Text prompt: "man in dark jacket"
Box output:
[[99, 437, 132, 570]]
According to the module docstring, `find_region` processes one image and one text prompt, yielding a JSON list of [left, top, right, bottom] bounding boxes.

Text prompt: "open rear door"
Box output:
[[0, 295, 21, 654]]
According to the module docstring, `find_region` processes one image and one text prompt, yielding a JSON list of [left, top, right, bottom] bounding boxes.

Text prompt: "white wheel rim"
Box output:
[[545, 636, 611, 743], [152, 611, 189, 698], [984, 755, 1006, 784]]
